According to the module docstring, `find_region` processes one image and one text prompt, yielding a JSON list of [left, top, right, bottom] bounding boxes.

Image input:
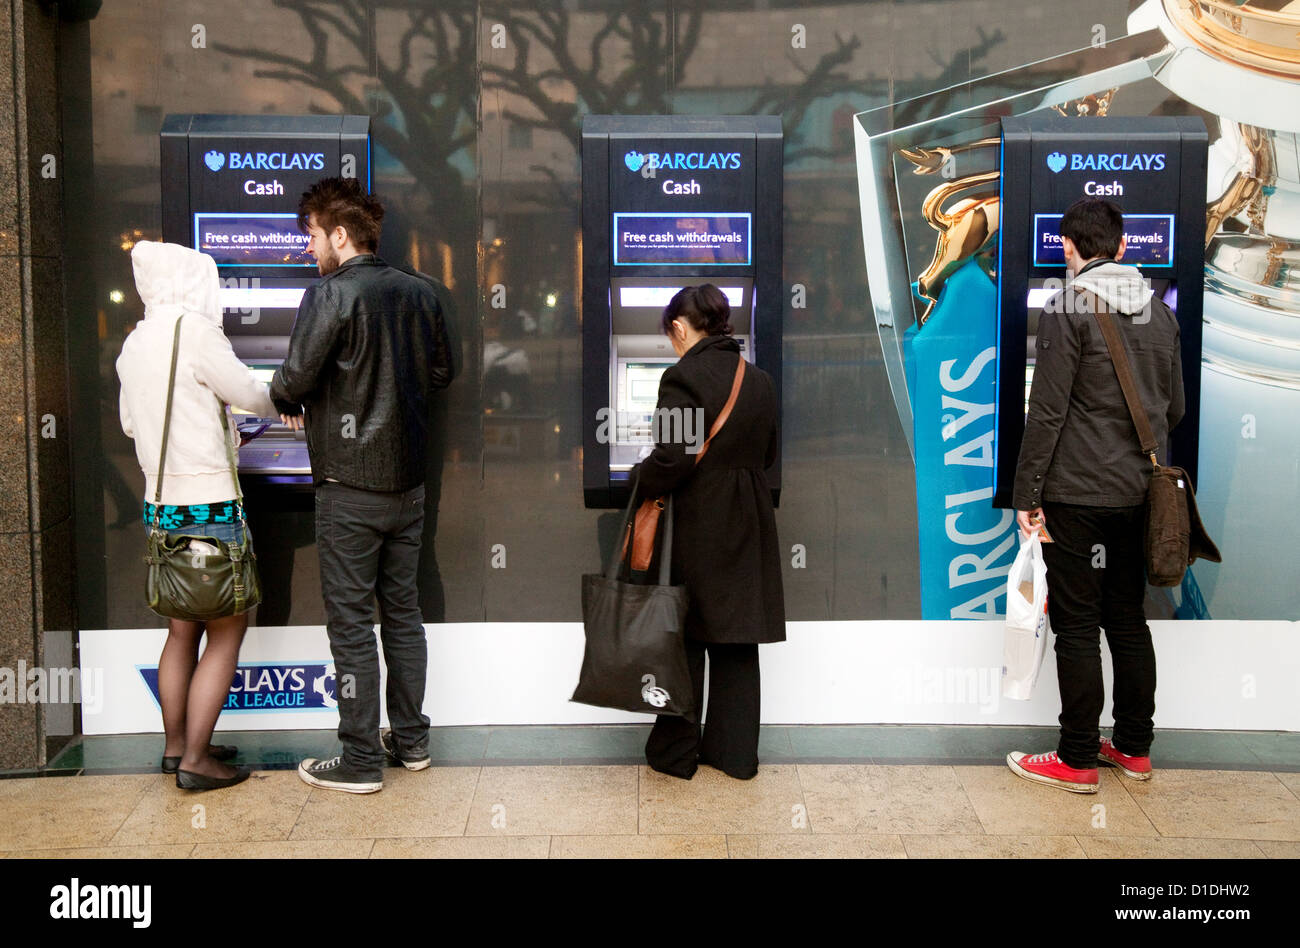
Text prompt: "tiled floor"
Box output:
[[0, 727, 1294, 858], [36, 725, 1300, 775]]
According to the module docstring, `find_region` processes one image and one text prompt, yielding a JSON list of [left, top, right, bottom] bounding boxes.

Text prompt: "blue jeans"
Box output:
[[315, 481, 429, 777], [145, 520, 247, 545]]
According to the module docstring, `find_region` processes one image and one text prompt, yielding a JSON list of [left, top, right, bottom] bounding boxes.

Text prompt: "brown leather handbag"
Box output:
[[1092, 304, 1221, 586], [624, 354, 746, 571]]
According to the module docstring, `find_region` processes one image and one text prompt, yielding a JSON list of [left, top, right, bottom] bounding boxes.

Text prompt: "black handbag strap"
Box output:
[[1086, 292, 1159, 467], [657, 495, 673, 587], [607, 474, 673, 586], [150, 313, 247, 530]]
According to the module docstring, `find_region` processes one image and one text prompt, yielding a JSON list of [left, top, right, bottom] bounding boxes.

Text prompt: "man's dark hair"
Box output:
[[1059, 197, 1124, 260], [662, 284, 732, 336], [297, 177, 384, 252]]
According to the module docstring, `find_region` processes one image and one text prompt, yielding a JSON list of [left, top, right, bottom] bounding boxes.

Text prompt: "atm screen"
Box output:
[[231, 364, 278, 416], [613, 213, 751, 266], [1033, 213, 1174, 268], [624, 362, 669, 412], [195, 213, 313, 267]]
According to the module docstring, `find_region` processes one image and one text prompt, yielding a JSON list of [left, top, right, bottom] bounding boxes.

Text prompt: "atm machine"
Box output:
[[160, 114, 371, 623], [581, 115, 783, 509], [993, 115, 1207, 506], [160, 113, 372, 489]]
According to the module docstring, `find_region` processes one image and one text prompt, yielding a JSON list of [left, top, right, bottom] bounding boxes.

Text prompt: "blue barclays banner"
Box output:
[[137, 661, 339, 712], [905, 260, 1018, 620]]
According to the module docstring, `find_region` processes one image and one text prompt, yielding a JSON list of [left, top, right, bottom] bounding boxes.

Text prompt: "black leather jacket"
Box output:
[[270, 254, 457, 492]]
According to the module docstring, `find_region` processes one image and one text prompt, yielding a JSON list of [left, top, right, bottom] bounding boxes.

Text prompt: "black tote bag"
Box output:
[[571, 486, 696, 722]]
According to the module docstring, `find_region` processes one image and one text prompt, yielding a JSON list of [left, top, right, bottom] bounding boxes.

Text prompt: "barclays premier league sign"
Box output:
[[137, 662, 339, 712]]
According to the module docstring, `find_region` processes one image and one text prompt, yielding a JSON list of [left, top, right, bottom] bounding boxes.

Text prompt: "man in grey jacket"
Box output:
[[1006, 198, 1184, 793]]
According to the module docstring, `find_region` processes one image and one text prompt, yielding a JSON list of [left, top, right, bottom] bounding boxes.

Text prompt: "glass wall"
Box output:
[[65, 0, 1147, 630]]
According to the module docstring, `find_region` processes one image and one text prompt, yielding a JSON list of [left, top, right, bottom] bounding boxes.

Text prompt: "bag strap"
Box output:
[[657, 495, 674, 587], [693, 354, 745, 464], [1086, 293, 1159, 467], [608, 473, 675, 584], [150, 315, 186, 528], [607, 480, 642, 580], [218, 397, 246, 520]]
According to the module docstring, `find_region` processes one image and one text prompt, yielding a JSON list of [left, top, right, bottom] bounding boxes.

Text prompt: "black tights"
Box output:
[[157, 614, 247, 777]]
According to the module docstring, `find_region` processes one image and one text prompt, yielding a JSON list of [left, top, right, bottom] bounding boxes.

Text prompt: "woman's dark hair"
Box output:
[[661, 284, 732, 337], [297, 176, 385, 252], [1059, 197, 1124, 260]]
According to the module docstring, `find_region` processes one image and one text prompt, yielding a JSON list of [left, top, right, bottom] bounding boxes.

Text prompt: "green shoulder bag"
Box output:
[[144, 315, 262, 620]]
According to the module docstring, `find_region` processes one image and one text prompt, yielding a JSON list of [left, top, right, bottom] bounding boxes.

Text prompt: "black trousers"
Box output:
[[645, 640, 760, 779], [1041, 501, 1157, 770], [316, 481, 431, 777]]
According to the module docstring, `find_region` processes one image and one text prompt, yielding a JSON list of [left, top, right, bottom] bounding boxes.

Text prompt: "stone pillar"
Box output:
[[0, 0, 76, 770]]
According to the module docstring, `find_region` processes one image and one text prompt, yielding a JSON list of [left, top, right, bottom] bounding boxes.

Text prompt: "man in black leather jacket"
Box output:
[[270, 177, 456, 793]]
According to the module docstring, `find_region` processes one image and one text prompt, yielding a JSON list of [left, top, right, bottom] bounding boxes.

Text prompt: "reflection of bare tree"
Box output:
[[890, 27, 1008, 129], [482, 3, 873, 167], [480, 3, 706, 142], [212, 0, 480, 294], [217, 2, 883, 215]]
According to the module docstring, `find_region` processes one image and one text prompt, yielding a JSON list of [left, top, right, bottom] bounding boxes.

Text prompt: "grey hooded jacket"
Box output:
[[1012, 259, 1185, 510]]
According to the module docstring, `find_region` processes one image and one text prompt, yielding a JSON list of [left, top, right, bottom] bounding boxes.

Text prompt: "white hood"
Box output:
[[1068, 261, 1155, 316], [130, 240, 222, 325], [118, 241, 276, 506]]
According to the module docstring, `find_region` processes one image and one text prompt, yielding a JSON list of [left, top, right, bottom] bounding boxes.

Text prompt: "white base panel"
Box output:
[[78, 620, 1299, 735]]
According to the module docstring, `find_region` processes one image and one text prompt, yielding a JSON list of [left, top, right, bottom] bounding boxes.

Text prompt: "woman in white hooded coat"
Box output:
[[117, 241, 277, 790]]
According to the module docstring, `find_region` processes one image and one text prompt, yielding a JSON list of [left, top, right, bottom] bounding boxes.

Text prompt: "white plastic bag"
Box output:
[[1001, 529, 1051, 700]]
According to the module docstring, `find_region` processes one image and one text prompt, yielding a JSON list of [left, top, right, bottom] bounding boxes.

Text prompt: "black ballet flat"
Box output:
[[175, 765, 251, 791], [160, 744, 239, 774]]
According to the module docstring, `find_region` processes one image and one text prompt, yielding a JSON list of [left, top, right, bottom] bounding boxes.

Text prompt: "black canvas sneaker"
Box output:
[[298, 755, 383, 793], [380, 729, 431, 771]]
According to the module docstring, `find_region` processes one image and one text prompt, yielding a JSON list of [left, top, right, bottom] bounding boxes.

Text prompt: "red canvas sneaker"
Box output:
[[1098, 737, 1153, 780], [1006, 750, 1099, 793]]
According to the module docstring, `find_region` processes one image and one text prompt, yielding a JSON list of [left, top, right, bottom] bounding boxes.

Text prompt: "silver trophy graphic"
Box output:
[[854, 0, 1300, 621]]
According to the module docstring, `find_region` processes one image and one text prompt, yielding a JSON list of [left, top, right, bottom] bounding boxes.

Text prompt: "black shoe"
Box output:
[[175, 765, 251, 791], [698, 755, 758, 780], [298, 756, 383, 793], [380, 729, 431, 771], [161, 744, 238, 774], [647, 760, 697, 780]]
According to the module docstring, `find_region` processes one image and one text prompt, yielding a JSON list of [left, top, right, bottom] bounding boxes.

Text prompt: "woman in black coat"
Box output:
[[632, 284, 786, 780]]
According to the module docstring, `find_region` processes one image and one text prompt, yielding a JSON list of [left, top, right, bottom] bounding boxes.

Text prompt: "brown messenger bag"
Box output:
[[623, 354, 746, 572], [1089, 297, 1221, 586]]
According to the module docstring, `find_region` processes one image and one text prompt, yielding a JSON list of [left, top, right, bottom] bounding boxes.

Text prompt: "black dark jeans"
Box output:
[[316, 481, 430, 777], [646, 640, 760, 779], [1041, 501, 1157, 770]]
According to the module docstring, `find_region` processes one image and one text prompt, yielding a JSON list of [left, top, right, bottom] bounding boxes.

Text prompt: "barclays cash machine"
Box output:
[[993, 115, 1207, 506], [160, 113, 372, 488], [581, 115, 783, 508]]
